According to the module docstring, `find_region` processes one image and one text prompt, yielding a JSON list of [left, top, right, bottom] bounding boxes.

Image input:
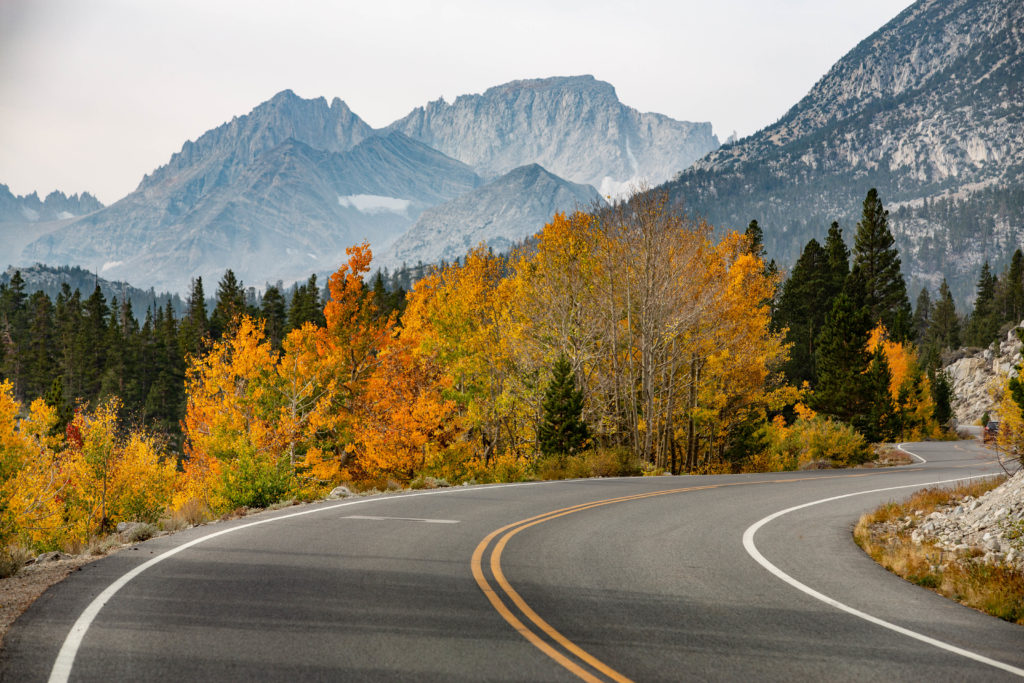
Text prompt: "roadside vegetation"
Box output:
[[0, 187, 994, 575], [854, 477, 1024, 625]]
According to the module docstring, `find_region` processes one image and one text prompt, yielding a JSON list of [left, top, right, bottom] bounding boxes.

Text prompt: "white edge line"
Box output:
[[896, 442, 927, 464], [742, 464, 1023, 678], [343, 515, 460, 524], [47, 480, 545, 683]]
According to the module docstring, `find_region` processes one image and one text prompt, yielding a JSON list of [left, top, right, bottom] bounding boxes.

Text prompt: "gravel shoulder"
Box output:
[[0, 554, 102, 649]]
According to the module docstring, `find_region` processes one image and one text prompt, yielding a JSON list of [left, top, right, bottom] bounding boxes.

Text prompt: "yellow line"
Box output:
[[470, 467, 949, 681]]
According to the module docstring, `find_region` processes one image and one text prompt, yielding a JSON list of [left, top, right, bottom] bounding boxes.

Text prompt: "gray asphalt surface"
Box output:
[[2, 439, 1021, 681]]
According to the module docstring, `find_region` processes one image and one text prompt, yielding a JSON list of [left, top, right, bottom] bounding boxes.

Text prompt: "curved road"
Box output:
[[2, 440, 1021, 681]]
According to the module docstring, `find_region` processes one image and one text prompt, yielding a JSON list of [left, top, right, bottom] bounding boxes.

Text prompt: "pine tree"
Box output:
[[812, 267, 872, 424], [929, 369, 953, 428], [288, 275, 324, 331], [1003, 249, 1024, 324], [537, 355, 589, 457], [81, 285, 110, 400], [260, 285, 287, 349], [211, 270, 246, 339], [0, 270, 28, 398], [852, 189, 913, 340], [862, 344, 898, 442], [965, 262, 999, 347], [24, 290, 55, 400], [824, 221, 850, 302], [928, 279, 960, 350], [773, 238, 830, 386], [180, 277, 209, 356], [912, 288, 932, 342]]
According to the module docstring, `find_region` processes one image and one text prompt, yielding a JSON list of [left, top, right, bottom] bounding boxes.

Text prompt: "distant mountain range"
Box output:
[[6, 77, 716, 293], [0, 185, 102, 223], [662, 0, 1024, 305]]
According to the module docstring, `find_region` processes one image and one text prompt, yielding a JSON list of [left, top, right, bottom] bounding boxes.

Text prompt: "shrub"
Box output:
[[214, 450, 294, 510], [747, 414, 871, 472]]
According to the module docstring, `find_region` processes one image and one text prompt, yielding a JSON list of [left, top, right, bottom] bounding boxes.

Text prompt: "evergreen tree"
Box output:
[[211, 270, 246, 339], [912, 288, 932, 342], [862, 344, 898, 441], [537, 355, 589, 456], [1001, 249, 1024, 324], [929, 369, 953, 428], [0, 270, 28, 398], [852, 189, 913, 340], [287, 275, 324, 330], [80, 285, 110, 400], [745, 219, 778, 279], [928, 279, 960, 351], [823, 221, 850, 302], [24, 290, 55, 400], [812, 267, 872, 424], [54, 284, 83, 401], [260, 285, 288, 349], [180, 277, 209, 357], [773, 238, 830, 386], [965, 261, 999, 347]]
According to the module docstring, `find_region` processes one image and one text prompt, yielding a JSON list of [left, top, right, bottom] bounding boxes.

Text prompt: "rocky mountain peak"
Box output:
[[139, 90, 374, 193], [668, 0, 1024, 305], [389, 75, 717, 194]]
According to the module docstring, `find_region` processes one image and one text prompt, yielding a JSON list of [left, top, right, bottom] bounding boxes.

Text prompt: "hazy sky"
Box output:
[[0, 0, 915, 205]]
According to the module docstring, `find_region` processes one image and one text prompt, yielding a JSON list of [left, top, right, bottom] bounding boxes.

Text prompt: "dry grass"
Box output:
[[854, 476, 1024, 624]]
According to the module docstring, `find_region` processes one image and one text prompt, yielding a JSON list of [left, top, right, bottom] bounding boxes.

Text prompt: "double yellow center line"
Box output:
[[470, 469, 928, 682]]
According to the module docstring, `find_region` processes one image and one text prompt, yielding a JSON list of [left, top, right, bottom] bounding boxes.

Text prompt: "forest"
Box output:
[[2, 188, 1023, 562]]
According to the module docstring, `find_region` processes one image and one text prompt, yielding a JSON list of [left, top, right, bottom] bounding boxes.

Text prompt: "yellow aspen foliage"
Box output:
[[868, 324, 939, 438], [351, 333, 459, 482], [106, 431, 177, 525], [1, 383, 69, 549], [401, 246, 528, 464], [181, 316, 291, 511]]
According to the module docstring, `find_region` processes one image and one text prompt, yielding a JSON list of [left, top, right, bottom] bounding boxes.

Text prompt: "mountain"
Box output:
[[382, 164, 602, 268], [390, 75, 719, 197], [0, 185, 102, 223], [25, 131, 480, 292], [14, 79, 716, 293], [664, 0, 1024, 306]]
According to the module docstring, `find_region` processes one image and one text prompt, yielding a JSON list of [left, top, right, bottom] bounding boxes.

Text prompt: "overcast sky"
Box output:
[[0, 0, 915, 205]]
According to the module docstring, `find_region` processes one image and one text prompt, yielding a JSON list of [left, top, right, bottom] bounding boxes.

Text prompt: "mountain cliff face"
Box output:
[[665, 0, 1024, 305], [382, 164, 601, 268], [390, 76, 718, 197], [0, 185, 102, 222], [24, 132, 480, 292]]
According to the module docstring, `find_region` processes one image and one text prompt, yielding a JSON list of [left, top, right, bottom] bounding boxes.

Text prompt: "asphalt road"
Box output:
[[2, 440, 1021, 681]]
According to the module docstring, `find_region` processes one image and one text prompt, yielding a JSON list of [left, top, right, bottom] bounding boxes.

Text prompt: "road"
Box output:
[[2, 439, 1021, 681]]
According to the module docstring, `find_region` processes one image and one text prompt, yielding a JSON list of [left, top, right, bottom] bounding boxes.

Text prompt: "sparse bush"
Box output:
[[0, 545, 33, 579], [124, 523, 157, 543]]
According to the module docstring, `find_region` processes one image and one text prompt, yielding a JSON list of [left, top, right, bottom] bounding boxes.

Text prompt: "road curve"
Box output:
[[2, 440, 1021, 681]]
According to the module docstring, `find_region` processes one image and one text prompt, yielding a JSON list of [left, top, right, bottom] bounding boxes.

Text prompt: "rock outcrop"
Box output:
[[946, 323, 1023, 425], [911, 469, 1024, 570]]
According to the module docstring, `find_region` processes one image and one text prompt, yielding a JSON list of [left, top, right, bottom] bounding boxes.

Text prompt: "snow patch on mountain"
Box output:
[[338, 194, 413, 215]]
